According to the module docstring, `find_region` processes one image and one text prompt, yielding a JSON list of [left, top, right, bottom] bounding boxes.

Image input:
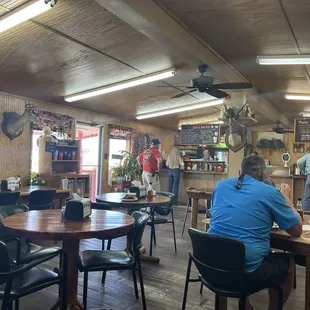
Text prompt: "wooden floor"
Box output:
[[2, 206, 307, 309]]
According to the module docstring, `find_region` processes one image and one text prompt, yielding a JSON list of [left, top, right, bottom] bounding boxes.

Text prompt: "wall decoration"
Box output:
[[293, 143, 305, 153], [31, 109, 74, 137], [109, 125, 132, 140], [1, 103, 38, 141], [131, 134, 151, 158], [256, 138, 285, 149]]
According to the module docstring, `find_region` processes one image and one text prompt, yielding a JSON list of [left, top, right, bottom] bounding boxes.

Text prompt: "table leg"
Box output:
[[62, 240, 82, 310], [190, 198, 199, 229], [306, 256, 310, 310]]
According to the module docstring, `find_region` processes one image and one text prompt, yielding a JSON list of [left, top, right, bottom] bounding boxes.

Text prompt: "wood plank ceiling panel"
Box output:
[[157, 0, 310, 119]]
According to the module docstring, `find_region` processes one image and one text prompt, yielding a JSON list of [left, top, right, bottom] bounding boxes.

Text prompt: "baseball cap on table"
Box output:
[[151, 138, 160, 145]]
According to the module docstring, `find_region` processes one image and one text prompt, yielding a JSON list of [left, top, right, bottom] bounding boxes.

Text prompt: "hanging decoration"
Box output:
[[109, 125, 132, 140], [31, 109, 74, 137], [131, 133, 151, 158]]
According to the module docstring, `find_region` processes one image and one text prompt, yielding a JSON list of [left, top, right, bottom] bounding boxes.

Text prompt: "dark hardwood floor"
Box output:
[[1, 206, 306, 309]]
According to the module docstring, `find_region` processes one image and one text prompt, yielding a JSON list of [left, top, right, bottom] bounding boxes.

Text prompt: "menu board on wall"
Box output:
[[294, 118, 310, 142], [181, 124, 220, 145]]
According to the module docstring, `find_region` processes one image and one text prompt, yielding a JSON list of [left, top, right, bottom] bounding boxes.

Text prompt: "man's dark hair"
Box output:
[[235, 156, 267, 189]]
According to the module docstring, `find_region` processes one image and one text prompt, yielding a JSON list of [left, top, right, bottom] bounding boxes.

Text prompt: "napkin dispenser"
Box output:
[[64, 198, 91, 221], [130, 186, 146, 198]]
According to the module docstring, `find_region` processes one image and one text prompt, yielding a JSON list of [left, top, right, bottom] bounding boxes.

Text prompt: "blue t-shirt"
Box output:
[[208, 175, 300, 272]]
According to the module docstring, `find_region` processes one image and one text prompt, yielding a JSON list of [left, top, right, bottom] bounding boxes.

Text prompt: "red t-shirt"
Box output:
[[138, 147, 162, 172]]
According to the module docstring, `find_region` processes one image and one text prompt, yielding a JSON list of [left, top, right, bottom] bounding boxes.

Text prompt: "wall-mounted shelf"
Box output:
[[52, 160, 79, 163]]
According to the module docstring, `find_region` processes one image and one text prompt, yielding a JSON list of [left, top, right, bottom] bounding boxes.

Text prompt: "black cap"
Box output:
[[151, 138, 160, 145]]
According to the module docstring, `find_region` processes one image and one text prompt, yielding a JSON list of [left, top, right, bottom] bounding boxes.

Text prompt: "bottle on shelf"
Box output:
[[17, 175, 21, 190], [296, 198, 304, 222]]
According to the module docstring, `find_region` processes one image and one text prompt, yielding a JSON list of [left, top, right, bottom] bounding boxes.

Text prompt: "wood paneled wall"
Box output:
[[0, 92, 175, 183], [252, 127, 310, 166]]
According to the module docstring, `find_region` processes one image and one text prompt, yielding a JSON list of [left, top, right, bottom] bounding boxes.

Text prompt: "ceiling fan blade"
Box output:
[[172, 89, 197, 99], [206, 88, 229, 99], [157, 85, 188, 88], [213, 82, 253, 90]]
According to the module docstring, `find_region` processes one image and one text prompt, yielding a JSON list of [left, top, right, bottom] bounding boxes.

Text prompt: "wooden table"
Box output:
[[271, 216, 310, 310], [96, 192, 171, 263], [2, 209, 135, 310], [186, 188, 213, 229], [18, 186, 71, 209]]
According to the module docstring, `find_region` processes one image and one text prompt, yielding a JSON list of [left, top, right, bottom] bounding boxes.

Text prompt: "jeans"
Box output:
[[303, 175, 310, 211], [168, 168, 180, 203]]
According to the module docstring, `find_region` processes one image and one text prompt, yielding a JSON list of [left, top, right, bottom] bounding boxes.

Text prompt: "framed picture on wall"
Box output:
[[293, 143, 305, 153]]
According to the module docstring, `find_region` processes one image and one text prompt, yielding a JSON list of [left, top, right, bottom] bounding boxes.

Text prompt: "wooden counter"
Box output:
[[160, 169, 227, 205]]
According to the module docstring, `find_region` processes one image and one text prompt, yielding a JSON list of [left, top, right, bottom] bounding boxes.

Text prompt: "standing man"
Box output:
[[137, 139, 162, 192], [297, 147, 310, 210]]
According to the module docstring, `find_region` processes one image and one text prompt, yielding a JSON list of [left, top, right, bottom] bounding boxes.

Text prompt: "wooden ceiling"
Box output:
[[158, 0, 310, 119], [1, 0, 308, 129]]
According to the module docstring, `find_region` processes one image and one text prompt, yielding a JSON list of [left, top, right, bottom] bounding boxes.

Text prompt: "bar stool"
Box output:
[[181, 187, 210, 236]]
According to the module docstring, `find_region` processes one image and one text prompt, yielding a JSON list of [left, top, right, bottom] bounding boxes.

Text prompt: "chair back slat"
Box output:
[[0, 192, 20, 206], [0, 241, 11, 285], [188, 228, 249, 292], [127, 211, 149, 255], [154, 191, 175, 216]]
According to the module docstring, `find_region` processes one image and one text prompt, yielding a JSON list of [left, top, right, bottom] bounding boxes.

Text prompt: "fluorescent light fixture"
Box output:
[[65, 68, 177, 102], [285, 94, 310, 101], [209, 120, 224, 124], [300, 113, 310, 117], [136, 99, 224, 120], [257, 55, 310, 65], [0, 0, 56, 34]]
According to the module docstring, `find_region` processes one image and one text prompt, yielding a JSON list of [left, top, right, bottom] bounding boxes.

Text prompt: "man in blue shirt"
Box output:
[[297, 148, 310, 210], [208, 155, 302, 310]]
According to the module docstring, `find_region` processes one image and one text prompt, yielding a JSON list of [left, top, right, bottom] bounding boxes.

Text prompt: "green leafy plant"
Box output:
[[256, 138, 285, 149], [110, 151, 140, 181]]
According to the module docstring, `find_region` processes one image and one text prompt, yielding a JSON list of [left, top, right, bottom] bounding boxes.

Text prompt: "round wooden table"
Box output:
[[96, 192, 171, 263], [2, 209, 135, 310], [96, 192, 170, 212]]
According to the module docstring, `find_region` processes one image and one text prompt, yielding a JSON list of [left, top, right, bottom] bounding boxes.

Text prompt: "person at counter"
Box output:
[[137, 139, 162, 192], [166, 146, 184, 203], [251, 152, 275, 187], [203, 149, 213, 162], [297, 147, 310, 210], [208, 155, 302, 310]]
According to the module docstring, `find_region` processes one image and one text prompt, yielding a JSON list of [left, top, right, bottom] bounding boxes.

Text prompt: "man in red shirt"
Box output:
[[137, 139, 162, 192]]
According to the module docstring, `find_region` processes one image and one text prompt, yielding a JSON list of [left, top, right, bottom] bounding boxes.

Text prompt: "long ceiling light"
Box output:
[[136, 99, 224, 120], [285, 94, 310, 101], [0, 0, 56, 34], [257, 55, 310, 65], [65, 68, 177, 102]]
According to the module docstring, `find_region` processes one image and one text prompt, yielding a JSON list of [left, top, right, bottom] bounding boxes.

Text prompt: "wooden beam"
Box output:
[[95, 0, 291, 128]]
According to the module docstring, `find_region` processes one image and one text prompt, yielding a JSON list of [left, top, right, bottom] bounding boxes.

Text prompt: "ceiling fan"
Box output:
[[158, 64, 253, 99], [272, 121, 293, 134]]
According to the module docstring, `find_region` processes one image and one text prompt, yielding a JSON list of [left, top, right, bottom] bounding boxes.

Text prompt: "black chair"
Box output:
[[146, 192, 177, 256], [0, 240, 67, 310], [28, 190, 56, 211], [91, 202, 128, 283], [182, 228, 283, 310], [0, 192, 20, 207], [181, 187, 210, 236], [78, 211, 149, 310], [0, 205, 61, 265]]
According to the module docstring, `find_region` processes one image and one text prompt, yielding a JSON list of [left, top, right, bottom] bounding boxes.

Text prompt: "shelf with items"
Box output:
[[38, 137, 90, 196], [183, 160, 226, 173]]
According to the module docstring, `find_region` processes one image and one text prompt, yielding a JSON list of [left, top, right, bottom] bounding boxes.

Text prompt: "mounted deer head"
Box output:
[[1, 103, 38, 140]]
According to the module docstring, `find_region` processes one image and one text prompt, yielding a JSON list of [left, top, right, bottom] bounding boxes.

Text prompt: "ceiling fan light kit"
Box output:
[[0, 0, 56, 34], [285, 94, 310, 101], [65, 68, 177, 102], [136, 99, 225, 120], [257, 55, 310, 65]]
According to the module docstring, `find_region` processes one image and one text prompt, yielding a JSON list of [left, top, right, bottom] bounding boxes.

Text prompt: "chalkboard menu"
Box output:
[[181, 124, 220, 145], [294, 118, 310, 142], [45, 141, 56, 153]]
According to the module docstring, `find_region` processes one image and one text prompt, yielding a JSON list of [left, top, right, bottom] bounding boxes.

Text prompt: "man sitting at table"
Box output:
[[208, 155, 302, 310]]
